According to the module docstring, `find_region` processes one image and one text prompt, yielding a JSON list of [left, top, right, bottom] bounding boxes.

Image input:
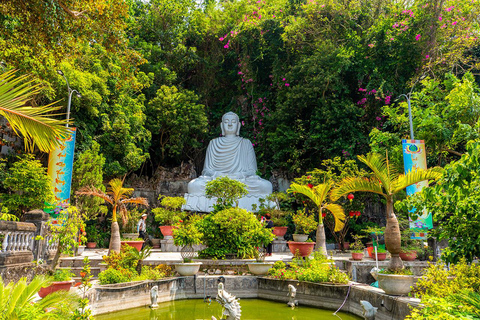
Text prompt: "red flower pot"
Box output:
[[120, 240, 144, 251], [351, 252, 364, 260], [288, 241, 315, 257], [38, 281, 72, 298], [159, 226, 174, 237], [272, 227, 288, 238], [400, 251, 417, 261], [374, 252, 387, 261], [86, 242, 96, 249]]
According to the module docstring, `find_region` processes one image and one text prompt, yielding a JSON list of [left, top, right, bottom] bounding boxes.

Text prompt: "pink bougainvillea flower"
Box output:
[[368, 43, 374, 48], [285, 83, 290, 87], [376, 116, 382, 121], [282, 78, 286, 81], [415, 34, 421, 41], [425, 54, 430, 58], [439, 16, 443, 21], [224, 44, 229, 48], [445, 6, 454, 12], [452, 21, 457, 25]]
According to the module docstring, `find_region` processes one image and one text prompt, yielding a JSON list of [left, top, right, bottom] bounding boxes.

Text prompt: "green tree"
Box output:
[[331, 153, 442, 271], [399, 140, 480, 263], [205, 176, 249, 212], [0, 154, 54, 217], [146, 85, 208, 162], [72, 141, 108, 221]]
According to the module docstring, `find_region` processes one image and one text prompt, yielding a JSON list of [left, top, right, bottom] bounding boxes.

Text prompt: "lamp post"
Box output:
[[398, 75, 426, 140], [57, 70, 81, 127]]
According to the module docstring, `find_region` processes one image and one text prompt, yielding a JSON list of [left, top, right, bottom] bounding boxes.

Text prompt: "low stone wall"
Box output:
[[342, 260, 429, 283], [90, 276, 420, 319]]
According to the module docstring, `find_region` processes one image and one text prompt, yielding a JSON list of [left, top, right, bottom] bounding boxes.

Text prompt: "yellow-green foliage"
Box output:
[[408, 259, 480, 319], [153, 196, 186, 225], [292, 209, 317, 234]]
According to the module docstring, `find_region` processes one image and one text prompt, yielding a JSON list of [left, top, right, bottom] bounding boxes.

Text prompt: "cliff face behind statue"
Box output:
[[184, 112, 272, 212]]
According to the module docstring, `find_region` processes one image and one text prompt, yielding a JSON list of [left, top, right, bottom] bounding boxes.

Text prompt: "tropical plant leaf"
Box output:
[[0, 70, 69, 152], [324, 203, 345, 232], [393, 167, 443, 194], [358, 153, 399, 194], [331, 177, 386, 201]]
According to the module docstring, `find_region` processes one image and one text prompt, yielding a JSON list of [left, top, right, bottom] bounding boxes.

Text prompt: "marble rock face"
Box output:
[[184, 112, 272, 212]]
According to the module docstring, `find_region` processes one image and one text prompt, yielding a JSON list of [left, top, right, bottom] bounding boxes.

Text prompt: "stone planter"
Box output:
[[272, 227, 288, 239], [378, 273, 416, 295], [292, 234, 308, 242], [121, 240, 144, 251], [174, 262, 202, 276], [287, 241, 315, 257], [151, 238, 161, 249], [77, 245, 86, 255], [351, 252, 364, 260], [122, 233, 139, 240], [86, 242, 97, 249], [400, 251, 417, 261], [159, 226, 174, 238], [38, 281, 73, 298], [247, 262, 274, 275]]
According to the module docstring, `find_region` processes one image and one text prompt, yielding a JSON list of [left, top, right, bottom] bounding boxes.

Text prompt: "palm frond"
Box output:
[[358, 153, 400, 194], [331, 177, 386, 201], [108, 178, 134, 202], [0, 70, 69, 152], [120, 197, 149, 207], [288, 182, 324, 207], [325, 203, 345, 232], [393, 167, 443, 194], [76, 186, 113, 206]]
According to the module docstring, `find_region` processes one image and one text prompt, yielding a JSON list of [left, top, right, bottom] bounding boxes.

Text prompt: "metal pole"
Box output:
[[399, 93, 415, 140], [57, 70, 80, 128]]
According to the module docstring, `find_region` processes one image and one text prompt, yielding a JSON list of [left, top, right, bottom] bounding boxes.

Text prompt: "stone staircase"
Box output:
[[59, 255, 104, 277]]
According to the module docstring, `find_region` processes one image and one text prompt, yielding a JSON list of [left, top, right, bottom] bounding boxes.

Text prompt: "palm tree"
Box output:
[[288, 182, 345, 255], [331, 153, 442, 271], [76, 178, 149, 253], [0, 276, 77, 319], [0, 70, 69, 152]]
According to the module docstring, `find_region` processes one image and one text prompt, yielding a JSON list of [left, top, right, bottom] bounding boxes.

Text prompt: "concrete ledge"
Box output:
[[0, 221, 37, 232], [90, 276, 419, 319], [342, 260, 429, 283]]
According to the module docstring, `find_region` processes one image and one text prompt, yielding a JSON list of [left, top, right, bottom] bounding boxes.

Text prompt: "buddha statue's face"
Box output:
[[222, 113, 239, 136]]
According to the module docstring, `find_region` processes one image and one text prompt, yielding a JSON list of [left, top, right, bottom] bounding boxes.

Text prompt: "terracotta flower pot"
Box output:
[[120, 240, 144, 251], [400, 250, 417, 261], [351, 252, 364, 260], [38, 281, 72, 298], [272, 227, 288, 239], [159, 226, 174, 238], [86, 242, 97, 249], [288, 241, 315, 257], [374, 252, 387, 261]]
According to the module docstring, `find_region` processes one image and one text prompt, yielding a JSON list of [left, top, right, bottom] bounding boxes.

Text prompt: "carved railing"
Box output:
[[0, 230, 34, 253], [0, 221, 37, 266]]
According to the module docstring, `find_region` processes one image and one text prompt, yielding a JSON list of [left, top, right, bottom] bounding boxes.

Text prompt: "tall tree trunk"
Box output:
[[109, 221, 121, 254], [315, 223, 327, 256], [384, 197, 403, 271]]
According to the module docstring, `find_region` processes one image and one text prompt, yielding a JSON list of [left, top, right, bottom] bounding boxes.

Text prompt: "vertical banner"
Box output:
[[402, 139, 432, 239], [45, 128, 76, 224]]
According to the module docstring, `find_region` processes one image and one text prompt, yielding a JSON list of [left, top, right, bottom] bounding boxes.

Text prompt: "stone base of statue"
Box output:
[[272, 239, 288, 253], [183, 193, 271, 213]]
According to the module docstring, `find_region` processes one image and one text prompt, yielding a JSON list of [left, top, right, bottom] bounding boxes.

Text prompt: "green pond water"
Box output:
[[95, 299, 361, 320]]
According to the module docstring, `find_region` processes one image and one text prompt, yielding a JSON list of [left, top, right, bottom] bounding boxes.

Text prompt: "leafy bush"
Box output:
[[172, 215, 203, 247], [268, 252, 349, 284], [292, 209, 317, 235], [198, 207, 275, 259], [0, 154, 54, 216], [408, 260, 480, 319], [152, 196, 186, 225], [205, 176, 248, 212], [51, 268, 75, 282], [98, 268, 134, 285]]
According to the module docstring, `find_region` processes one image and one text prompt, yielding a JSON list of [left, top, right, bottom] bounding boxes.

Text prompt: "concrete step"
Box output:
[[58, 266, 102, 278]]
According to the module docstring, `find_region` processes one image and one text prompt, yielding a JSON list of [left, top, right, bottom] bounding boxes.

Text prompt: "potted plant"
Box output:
[[152, 196, 187, 238], [247, 248, 274, 275], [85, 224, 98, 249], [365, 226, 385, 258], [258, 192, 291, 239], [172, 215, 203, 276], [38, 268, 74, 298], [120, 237, 145, 251], [374, 247, 388, 261], [121, 207, 144, 239], [399, 229, 419, 261], [287, 210, 317, 257], [350, 235, 365, 260]]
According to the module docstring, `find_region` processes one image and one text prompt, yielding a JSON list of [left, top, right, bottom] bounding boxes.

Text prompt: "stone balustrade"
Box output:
[[0, 221, 36, 265]]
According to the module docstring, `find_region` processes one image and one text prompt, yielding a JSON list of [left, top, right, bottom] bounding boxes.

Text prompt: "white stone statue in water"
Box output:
[[184, 112, 273, 212]]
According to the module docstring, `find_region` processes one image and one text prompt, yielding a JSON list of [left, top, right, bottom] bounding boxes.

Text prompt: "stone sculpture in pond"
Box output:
[[212, 281, 242, 320], [184, 112, 272, 212]]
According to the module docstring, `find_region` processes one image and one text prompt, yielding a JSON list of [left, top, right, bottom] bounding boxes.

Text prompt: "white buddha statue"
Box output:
[[184, 112, 273, 212]]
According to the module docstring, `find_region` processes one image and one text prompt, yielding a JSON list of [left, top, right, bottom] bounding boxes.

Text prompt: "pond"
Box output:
[[95, 298, 361, 320]]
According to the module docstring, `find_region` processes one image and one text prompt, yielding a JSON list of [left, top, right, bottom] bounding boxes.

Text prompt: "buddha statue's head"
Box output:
[[221, 112, 241, 136]]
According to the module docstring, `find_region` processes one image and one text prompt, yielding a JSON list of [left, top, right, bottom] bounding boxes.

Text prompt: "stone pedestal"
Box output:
[[272, 239, 288, 253], [160, 239, 205, 253]]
